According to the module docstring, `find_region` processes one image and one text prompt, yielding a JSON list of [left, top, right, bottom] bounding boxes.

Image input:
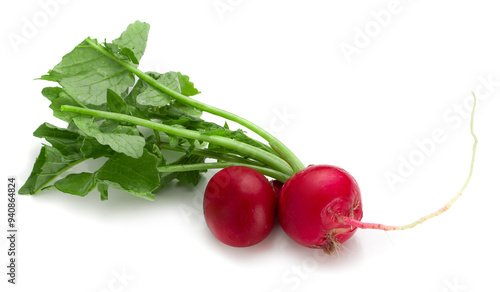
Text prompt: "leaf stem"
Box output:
[[61, 105, 294, 176], [158, 162, 290, 182], [161, 144, 266, 166], [85, 37, 305, 173], [270, 142, 302, 173]]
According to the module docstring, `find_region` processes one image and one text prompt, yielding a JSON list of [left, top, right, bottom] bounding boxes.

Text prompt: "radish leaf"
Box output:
[[19, 146, 86, 195], [33, 122, 83, 157], [41, 39, 135, 106], [97, 183, 109, 201], [21, 21, 294, 200], [111, 21, 150, 62], [72, 116, 145, 158], [40, 22, 150, 106], [41, 87, 81, 122], [106, 89, 130, 115], [54, 172, 96, 197], [96, 149, 159, 200]]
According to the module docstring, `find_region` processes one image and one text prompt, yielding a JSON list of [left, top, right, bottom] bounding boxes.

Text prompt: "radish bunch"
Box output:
[[21, 21, 478, 255], [204, 164, 364, 253]]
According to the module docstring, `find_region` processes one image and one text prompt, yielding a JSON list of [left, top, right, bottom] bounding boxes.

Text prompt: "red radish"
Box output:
[[278, 102, 477, 253], [278, 165, 362, 254], [203, 166, 278, 247]]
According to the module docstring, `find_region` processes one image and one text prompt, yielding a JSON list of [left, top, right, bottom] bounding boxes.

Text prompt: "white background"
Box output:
[[1, 1, 499, 291]]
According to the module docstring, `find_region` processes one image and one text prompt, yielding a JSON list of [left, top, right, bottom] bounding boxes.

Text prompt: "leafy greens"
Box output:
[[20, 21, 293, 201]]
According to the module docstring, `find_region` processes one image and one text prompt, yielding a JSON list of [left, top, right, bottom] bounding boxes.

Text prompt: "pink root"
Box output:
[[341, 93, 478, 232]]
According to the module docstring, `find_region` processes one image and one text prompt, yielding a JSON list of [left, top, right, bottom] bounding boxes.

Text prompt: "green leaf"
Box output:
[[155, 154, 207, 192], [19, 146, 85, 195], [169, 135, 180, 148], [99, 120, 141, 136], [174, 155, 207, 185], [96, 149, 159, 200], [73, 116, 145, 158], [124, 72, 160, 117], [104, 43, 139, 65], [125, 72, 156, 108], [177, 72, 200, 96], [33, 122, 80, 140], [33, 123, 83, 157], [97, 183, 109, 201], [169, 101, 203, 118], [41, 39, 135, 106], [120, 47, 139, 64], [111, 21, 150, 63], [80, 137, 113, 159], [124, 72, 202, 124], [106, 89, 129, 115], [135, 72, 201, 108], [39, 22, 150, 106], [136, 71, 179, 107], [145, 135, 166, 165], [41, 87, 81, 122], [54, 172, 96, 197]]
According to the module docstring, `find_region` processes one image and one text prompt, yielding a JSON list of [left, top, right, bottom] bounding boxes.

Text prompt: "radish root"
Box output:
[[341, 93, 478, 231], [316, 230, 349, 255]]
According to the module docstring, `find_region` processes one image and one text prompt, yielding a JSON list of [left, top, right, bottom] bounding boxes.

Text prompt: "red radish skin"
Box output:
[[204, 166, 278, 247], [278, 165, 362, 254]]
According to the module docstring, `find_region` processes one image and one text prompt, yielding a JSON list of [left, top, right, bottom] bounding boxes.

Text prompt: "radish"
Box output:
[[22, 22, 479, 254], [203, 166, 277, 247], [279, 98, 477, 253], [278, 165, 362, 254]]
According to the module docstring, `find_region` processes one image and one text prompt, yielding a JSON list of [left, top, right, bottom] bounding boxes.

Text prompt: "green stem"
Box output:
[[270, 142, 302, 173], [61, 105, 294, 176], [85, 38, 305, 172], [161, 144, 266, 166], [158, 162, 290, 182], [154, 130, 162, 149]]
